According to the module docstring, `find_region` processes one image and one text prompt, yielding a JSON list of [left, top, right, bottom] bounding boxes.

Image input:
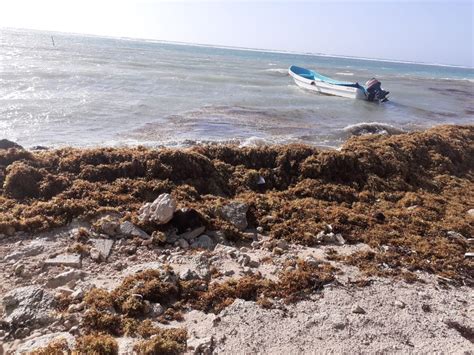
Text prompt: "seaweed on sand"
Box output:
[[0, 125, 472, 279]]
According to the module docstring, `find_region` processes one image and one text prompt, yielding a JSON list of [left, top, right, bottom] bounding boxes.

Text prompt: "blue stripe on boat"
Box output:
[[289, 65, 362, 89]]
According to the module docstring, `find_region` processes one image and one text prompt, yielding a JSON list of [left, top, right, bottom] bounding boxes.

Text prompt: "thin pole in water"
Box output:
[[51, 36, 55, 47]]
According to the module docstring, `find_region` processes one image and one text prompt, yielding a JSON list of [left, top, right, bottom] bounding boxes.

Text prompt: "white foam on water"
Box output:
[[342, 122, 405, 136], [264, 68, 288, 74]]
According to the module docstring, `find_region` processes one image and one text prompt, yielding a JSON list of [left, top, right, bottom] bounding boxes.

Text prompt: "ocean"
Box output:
[[1, 28, 473, 149]]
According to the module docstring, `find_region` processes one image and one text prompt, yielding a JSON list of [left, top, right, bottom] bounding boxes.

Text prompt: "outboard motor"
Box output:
[[365, 78, 389, 102]]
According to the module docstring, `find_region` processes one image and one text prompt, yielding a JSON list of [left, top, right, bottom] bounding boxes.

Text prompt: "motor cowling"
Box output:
[[365, 78, 389, 102]]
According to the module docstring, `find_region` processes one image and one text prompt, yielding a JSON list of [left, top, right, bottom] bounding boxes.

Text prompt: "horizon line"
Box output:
[[3, 26, 474, 70]]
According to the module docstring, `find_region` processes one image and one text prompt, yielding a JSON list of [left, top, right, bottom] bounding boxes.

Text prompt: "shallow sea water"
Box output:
[[1, 28, 473, 148]]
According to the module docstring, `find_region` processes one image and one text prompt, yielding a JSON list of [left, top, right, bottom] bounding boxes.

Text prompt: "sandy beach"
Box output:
[[0, 125, 472, 353]]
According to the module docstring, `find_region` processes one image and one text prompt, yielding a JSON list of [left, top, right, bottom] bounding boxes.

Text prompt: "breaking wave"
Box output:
[[342, 122, 405, 136]]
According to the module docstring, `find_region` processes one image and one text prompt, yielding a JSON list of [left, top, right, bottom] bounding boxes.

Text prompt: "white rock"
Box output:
[[67, 302, 85, 313], [89, 248, 101, 262], [90, 238, 114, 260], [45, 254, 82, 268], [152, 303, 164, 316], [46, 270, 85, 288], [55, 287, 74, 297], [467, 209, 474, 218], [138, 193, 176, 224], [15, 332, 74, 353], [187, 336, 214, 354], [4, 241, 44, 261]]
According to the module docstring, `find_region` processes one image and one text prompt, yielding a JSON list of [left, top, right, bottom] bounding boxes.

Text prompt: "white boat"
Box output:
[[289, 65, 389, 102]]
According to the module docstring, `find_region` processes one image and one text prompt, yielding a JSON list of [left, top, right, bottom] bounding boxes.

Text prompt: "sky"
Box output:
[[0, 0, 472, 67]]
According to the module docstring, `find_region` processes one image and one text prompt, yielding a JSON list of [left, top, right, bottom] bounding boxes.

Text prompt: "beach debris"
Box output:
[[45, 254, 82, 268], [138, 193, 176, 224], [46, 270, 86, 289], [119, 221, 150, 239], [465, 252, 474, 258], [218, 201, 249, 231]]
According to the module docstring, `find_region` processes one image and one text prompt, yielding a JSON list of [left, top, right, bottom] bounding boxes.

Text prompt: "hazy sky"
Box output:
[[1, 0, 472, 67]]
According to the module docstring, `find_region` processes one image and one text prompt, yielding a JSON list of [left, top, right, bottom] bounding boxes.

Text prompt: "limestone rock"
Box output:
[[187, 336, 214, 355], [4, 241, 44, 261], [90, 238, 114, 260], [218, 202, 249, 231], [191, 235, 214, 250], [138, 193, 176, 224], [16, 332, 74, 353], [119, 221, 150, 239], [46, 270, 85, 288], [2, 286, 54, 328], [180, 268, 200, 281], [45, 254, 82, 268], [95, 215, 121, 236], [177, 226, 206, 242]]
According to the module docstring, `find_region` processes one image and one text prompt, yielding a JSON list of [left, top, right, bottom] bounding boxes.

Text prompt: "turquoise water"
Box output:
[[1, 28, 473, 148]]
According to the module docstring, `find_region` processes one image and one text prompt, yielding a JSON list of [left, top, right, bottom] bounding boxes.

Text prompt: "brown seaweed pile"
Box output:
[[0, 125, 473, 280]]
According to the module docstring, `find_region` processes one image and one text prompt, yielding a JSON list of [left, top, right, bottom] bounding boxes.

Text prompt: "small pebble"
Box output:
[[351, 305, 366, 314]]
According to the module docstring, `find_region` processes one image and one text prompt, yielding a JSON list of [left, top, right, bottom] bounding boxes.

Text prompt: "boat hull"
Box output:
[[289, 67, 367, 100]]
